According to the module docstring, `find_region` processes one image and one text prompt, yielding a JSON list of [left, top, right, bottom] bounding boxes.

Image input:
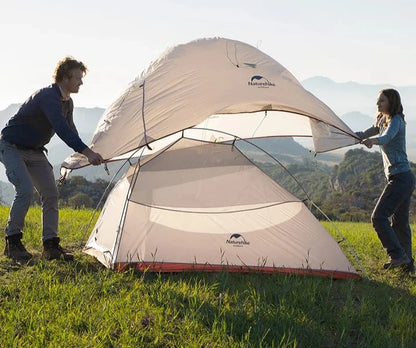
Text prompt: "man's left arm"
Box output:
[[66, 99, 79, 135]]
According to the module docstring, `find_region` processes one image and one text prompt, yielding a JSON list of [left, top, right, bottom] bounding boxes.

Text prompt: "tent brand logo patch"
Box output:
[[248, 75, 275, 88], [226, 233, 250, 247]]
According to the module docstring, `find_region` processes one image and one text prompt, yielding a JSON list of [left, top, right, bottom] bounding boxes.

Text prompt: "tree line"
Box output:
[[29, 148, 416, 222], [31, 176, 114, 209], [259, 148, 416, 222]]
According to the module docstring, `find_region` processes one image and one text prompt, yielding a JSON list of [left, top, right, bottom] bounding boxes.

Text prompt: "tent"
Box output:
[[61, 37, 362, 278], [83, 131, 359, 278]]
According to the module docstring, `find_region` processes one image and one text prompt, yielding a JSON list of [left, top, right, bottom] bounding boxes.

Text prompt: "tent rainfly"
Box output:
[[61, 37, 361, 279], [61, 37, 360, 171]]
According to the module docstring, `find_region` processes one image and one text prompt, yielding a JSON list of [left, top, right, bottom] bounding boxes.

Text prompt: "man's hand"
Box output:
[[82, 147, 104, 165]]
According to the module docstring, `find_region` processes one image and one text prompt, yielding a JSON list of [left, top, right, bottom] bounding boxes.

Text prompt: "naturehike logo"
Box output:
[[226, 233, 250, 247], [248, 75, 275, 88]]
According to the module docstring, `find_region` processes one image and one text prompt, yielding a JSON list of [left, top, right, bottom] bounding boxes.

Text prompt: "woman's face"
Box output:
[[377, 93, 390, 115]]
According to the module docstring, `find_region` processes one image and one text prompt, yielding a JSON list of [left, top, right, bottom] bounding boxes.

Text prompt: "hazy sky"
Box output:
[[1, 0, 415, 110]]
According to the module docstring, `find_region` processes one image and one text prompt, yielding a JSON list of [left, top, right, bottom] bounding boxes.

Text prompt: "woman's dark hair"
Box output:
[[376, 88, 404, 126], [53, 56, 87, 83]]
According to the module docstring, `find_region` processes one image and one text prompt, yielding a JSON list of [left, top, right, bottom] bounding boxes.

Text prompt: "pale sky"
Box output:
[[1, 0, 415, 110]]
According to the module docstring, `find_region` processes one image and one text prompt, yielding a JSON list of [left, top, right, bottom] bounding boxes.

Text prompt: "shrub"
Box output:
[[67, 193, 93, 209]]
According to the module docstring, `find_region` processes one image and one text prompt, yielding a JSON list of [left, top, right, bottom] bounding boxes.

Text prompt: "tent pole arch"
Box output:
[[86, 126, 366, 277]]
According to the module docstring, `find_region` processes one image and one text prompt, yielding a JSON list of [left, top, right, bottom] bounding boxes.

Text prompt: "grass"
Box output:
[[0, 206, 416, 347]]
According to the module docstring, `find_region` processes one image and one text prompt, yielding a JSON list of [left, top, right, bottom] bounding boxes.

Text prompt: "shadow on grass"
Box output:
[[156, 271, 416, 346], [63, 259, 416, 347], [1, 250, 415, 347]]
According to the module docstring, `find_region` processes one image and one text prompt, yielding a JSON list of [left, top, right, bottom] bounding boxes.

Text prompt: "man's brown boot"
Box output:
[[42, 237, 74, 261], [4, 233, 33, 263]]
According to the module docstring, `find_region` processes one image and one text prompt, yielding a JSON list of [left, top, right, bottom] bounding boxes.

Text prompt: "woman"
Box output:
[[356, 88, 415, 273]]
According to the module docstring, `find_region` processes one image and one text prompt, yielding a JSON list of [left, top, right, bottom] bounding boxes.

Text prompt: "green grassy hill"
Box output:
[[0, 206, 415, 347]]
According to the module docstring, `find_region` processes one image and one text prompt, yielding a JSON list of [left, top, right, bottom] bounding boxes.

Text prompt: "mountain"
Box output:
[[302, 77, 416, 160], [240, 137, 342, 165], [258, 148, 416, 222], [340, 111, 373, 131], [0, 106, 105, 181], [0, 77, 415, 205], [0, 105, 104, 135], [302, 76, 416, 120], [0, 181, 15, 205], [0, 104, 21, 125]]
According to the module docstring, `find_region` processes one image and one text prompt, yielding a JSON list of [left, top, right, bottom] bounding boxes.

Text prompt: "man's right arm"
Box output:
[[40, 92, 88, 153], [82, 147, 104, 166]]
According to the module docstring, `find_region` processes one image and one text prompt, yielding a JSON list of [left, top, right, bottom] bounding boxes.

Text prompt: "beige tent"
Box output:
[[84, 133, 359, 278], [62, 37, 361, 278]]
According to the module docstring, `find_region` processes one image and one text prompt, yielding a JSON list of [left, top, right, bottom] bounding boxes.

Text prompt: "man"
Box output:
[[0, 56, 104, 262]]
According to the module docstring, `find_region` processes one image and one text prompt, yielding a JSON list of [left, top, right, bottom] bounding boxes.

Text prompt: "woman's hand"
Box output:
[[361, 138, 378, 149]]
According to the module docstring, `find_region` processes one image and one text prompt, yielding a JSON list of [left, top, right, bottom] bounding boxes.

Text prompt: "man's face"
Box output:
[[62, 68, 84, 94]]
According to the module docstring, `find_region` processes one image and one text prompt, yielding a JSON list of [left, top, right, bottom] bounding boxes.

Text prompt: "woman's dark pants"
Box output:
[[372, 170, 415, 261]]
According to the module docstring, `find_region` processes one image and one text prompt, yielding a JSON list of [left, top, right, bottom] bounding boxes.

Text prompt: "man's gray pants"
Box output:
[[0, 139, 58, 241]]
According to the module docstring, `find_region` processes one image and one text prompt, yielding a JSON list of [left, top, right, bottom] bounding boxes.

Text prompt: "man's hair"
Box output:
[[53, 56, 87, 83]]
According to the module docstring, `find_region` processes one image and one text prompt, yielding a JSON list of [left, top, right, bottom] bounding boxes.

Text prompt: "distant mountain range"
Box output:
[[0, 105, 105, 179], [302, 76, 416, 120], [302, 77, 416, 160], [0, 76, 415, 204]]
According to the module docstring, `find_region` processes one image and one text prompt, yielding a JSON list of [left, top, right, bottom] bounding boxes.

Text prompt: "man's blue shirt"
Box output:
[[1, 84, 88, 153]]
